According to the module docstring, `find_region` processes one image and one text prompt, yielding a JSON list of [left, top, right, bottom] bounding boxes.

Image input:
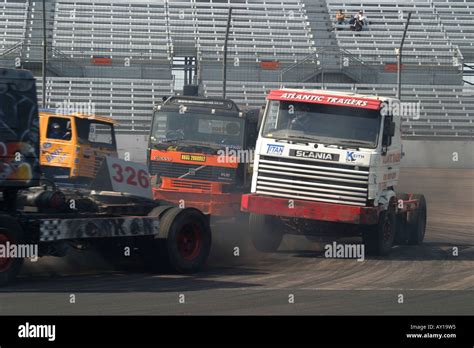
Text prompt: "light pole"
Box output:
[[397, 11, 412, 101]]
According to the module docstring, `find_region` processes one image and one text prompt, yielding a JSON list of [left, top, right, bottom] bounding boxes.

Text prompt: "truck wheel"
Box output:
[[407, 194, 427, 245], [394, 193, 409, 245], [0, 216, 25, 286], [249, 214, 283, 253], [363, 206, 396, 256], [144, 208, 211, 274], [148, 205, 173, 219]]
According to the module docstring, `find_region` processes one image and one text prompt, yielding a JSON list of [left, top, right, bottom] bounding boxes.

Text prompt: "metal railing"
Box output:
[[279, 46, 379, 85], [0, 41, 23, 59]]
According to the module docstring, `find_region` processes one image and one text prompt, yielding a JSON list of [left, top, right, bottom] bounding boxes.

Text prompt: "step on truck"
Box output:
[[241, 89, 427, 255], [0, 68, 211, 286], [147, 89, 258, 220]]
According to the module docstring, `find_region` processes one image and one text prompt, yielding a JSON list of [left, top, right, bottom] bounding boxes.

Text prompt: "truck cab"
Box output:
[[252, 89, 401, 208], [241, 89, 426, 255], [148, 96, 258, 216], [39, 110, 118, 185]]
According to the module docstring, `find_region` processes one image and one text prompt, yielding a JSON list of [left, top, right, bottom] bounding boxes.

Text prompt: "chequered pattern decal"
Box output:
[[40, 217, 159, 242]]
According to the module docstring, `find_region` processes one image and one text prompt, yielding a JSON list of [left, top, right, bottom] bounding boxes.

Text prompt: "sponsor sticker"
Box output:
[[271, 92, 376, 108], [45, 148, 65, 163], [383, 172, 397, 181], [346, 151, 366, 163], [154, 156, 172, 162], [181, 154, 206, 162], [266, 144, 284, 155], [382, 152, 402, 164], [289, 149, 339, 161]]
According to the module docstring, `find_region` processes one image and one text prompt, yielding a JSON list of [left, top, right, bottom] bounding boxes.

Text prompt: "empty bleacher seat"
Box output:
[[52, 0, 169, 61], [0, 0, 28, 51], [36, 77, 174, 134]]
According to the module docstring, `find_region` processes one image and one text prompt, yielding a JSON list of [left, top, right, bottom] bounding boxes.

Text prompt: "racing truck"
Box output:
[[147, 92, 259, 219], [39, 109, 118, 186], [241, 89, 427, 255], [0, 68, 211, 286]]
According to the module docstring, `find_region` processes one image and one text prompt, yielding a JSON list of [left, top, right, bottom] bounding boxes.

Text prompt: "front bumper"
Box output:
[[154, 189, 243, 216], [241, 194, 380, 225]]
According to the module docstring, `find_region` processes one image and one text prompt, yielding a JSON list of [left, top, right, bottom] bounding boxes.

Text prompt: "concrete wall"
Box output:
[[377, 71, 463, 85], [401, 140, 474, 169], [201, 64, 462, 85], [201, 65, 282, 83], [84, 66, 172, 79]]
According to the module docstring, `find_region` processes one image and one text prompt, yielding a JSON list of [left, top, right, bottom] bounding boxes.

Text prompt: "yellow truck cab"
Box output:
[[39, 110, 118, 185]]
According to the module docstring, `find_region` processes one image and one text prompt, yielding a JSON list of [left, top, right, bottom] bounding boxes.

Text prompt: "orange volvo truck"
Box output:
[[147, 93, 259, 218]]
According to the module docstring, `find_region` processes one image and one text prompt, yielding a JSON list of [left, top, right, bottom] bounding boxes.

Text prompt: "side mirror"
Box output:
[[382, 134, 390, 149], [382, 117, 395, 148], [389, 121, 396, 137], [256, 106, 265, 132]]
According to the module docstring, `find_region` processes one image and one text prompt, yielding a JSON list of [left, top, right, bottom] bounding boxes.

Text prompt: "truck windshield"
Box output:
[[262, 100, 381, 148], [76, 119, 116, 148], [150, 111, 245, 149]]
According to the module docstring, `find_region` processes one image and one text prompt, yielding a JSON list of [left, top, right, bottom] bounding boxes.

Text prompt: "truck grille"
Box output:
[[149, 161, 235, 183], [256, 155, 369, 206], [166, 178, 214, 192], [93, 156, 105, 175]]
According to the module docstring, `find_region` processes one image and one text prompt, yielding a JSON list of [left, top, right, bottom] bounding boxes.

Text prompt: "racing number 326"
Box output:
[[112, 163, 150, 189]]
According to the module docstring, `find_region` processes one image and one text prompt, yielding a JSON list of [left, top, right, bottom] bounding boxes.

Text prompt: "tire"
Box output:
[[140, 206, 173, 273], [407, 194, 427, 245], [0, 216, 25, 286], [394, 193, 409, 245], [249, 213, 283, 253], [363, 204, 396, 256], [143, 208, 211, 274], [148, 205, 174, 219]]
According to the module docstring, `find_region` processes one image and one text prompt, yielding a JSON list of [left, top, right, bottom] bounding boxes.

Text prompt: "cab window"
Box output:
[[76, 119, 116, 148], [46, 117, 72, 141]]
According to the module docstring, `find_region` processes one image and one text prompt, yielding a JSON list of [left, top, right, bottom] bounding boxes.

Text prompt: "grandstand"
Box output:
[[0, 0, 472, 165], [432, 0, 474, 60], [326, 0, 462, 65], [53, 0, 169, 61], [0, 0, 27, 51], [36, 76, 174, 133]]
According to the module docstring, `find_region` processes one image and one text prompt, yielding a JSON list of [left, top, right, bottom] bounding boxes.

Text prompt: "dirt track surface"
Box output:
[[0, 168, 473, 315]]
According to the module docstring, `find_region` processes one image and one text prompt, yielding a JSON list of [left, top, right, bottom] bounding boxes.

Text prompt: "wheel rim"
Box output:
[[177, 223, 202, 261], [0, 231, 14, 272]]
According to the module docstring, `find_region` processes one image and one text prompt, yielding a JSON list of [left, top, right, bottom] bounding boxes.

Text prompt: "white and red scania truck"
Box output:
[[241, 89, 427, 255]]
